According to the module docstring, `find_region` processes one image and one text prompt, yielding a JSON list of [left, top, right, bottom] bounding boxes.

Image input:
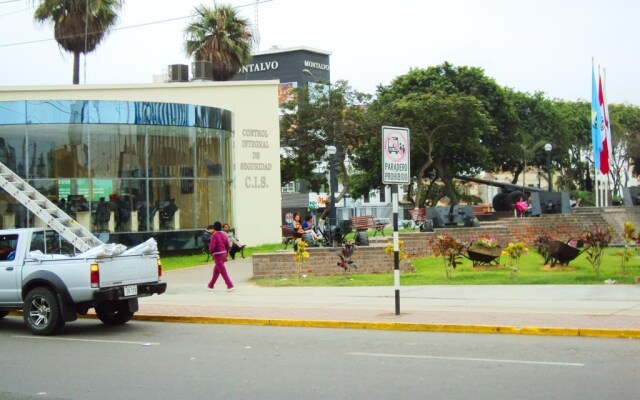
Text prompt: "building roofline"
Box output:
[[253, 46, 332, 56], [0, 80, 281, 93]]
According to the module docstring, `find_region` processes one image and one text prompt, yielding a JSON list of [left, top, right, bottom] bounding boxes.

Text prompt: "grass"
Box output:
[[160, 242, 285, 271], [253, 247, 640, 286], [161, 241, 640, 286]]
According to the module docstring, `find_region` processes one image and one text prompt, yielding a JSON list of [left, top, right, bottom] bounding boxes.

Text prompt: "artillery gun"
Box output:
[[456, 175, 570, 215]]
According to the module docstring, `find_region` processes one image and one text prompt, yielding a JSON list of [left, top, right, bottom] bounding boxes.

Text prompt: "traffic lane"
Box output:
[[1, 316, 639, 400]]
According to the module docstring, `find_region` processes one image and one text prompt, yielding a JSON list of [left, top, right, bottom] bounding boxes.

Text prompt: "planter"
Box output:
[[466, 246, 502, 267], [545, 240, 584, 266]]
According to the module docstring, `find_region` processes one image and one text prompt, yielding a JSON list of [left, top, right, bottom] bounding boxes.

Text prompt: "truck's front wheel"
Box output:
[[23, 287, 65, 335], [95, 301, 134, 325]]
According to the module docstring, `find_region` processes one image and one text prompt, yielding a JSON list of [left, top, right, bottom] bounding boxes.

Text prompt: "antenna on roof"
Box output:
[[253, 0, 261, 52]]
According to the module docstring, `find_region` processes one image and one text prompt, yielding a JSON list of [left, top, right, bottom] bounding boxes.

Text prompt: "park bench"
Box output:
[[472, 204, 495, 219], [281, 224, 295, 250], [408, 208, 426, 230], [350, 215, 387, 237]]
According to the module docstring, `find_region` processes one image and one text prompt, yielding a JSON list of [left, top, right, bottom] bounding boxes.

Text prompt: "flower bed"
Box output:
[[466, 246, 502, 267]]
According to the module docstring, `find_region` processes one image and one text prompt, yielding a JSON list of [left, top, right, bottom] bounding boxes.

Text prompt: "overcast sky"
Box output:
[[1, 0, 638, 105]]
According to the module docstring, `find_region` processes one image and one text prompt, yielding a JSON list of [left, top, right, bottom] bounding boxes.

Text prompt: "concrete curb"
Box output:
[[9, 311, 639, 339], [128, 313, 640, 339]]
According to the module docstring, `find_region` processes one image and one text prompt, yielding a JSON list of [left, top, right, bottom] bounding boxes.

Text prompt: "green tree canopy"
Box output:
[[32, 0, 124, 84], [353, 63, 510, 203], [280, 80, 371, 215], [184, 4, 253, 81]]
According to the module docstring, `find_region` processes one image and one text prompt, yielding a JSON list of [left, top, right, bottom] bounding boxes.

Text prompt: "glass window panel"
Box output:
[[148, 126, 194, 176], [87, 124, 145, 178], [0, 101, 26, 125], [0, 125, 24, 177], [0, 100, 235, 241], [26, 100, 89, 125], [197, 178, 229, 226], [27, 125, 89, 179]]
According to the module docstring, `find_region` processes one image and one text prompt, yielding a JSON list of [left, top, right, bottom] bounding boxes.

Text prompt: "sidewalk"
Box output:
[[137, 257, 640, 338]]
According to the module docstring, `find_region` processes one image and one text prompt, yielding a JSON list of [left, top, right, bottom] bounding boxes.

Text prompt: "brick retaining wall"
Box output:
[[253, 245, 414, 278], [254, 209, 622, 278]]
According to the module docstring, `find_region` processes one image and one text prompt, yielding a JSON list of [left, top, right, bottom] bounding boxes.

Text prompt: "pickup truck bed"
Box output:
[[0, 228, 166, 335]]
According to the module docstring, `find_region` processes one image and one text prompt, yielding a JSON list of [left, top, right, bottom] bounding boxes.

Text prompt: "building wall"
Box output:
[[232, 46, 331, 90], [0, 81, 281, 246]]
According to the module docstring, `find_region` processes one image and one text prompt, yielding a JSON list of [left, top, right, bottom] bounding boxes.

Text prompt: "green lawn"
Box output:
[[254, 247, 640, 286], [161, 242, 640, 286]]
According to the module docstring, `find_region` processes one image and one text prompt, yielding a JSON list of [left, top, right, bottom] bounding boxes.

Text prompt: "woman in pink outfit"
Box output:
[[207, 221, 235, 291]]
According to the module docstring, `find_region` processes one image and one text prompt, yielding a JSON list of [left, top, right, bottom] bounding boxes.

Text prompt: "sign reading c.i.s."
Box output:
[[382, 126, 410, 184]]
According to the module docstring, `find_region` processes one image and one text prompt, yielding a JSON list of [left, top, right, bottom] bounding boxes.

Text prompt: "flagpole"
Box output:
[[591, 58, 600, 207], [603, 67, 613, 205]]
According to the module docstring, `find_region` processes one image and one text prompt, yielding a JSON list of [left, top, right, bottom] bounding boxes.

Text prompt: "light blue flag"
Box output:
[[591, 64, 603, 171]]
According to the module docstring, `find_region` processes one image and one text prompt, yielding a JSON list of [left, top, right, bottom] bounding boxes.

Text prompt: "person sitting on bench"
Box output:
[[223, 223, 246, 260], [301, 215, 319, 244]]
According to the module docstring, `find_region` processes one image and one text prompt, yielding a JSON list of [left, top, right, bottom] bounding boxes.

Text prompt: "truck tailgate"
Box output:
[[97, 255, 160, 288]]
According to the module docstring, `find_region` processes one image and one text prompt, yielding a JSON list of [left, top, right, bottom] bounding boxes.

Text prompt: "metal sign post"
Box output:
[[381, 126, 410, 315]]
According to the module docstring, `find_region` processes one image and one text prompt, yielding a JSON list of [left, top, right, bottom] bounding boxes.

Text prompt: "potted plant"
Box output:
[[466, 234, 501, 266]]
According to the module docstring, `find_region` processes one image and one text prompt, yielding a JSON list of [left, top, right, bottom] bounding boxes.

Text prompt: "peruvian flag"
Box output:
[[597, 73, 612, 175]]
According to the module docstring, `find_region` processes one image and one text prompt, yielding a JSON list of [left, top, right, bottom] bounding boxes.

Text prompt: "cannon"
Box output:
[[427, 205, 479, 228], [456, 175, 570, 214], [622, 186, 640, 206]]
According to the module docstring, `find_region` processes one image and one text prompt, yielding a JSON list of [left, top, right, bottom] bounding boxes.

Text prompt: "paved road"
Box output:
[[137, 257, 640, 338], [2, 319, 639, 400]]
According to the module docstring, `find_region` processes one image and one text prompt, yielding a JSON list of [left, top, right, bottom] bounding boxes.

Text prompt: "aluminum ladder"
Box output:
[[0, 161, 103, 253]]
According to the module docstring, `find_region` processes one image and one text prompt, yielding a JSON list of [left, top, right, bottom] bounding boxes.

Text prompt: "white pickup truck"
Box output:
[[0, 228, 166, 335]]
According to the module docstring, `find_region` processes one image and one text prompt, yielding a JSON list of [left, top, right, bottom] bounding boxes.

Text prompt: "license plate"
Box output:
[[123, 285, 138, 297]]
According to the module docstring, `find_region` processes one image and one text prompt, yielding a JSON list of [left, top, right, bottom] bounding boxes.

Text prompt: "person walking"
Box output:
[[207, 221, 235, 292]]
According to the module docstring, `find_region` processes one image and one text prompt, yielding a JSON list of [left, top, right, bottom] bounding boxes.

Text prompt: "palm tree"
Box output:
[[31, 0, 124, 84], [184, 4, 253, 81]]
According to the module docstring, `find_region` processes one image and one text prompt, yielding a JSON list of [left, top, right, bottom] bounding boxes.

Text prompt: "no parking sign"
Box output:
[[382, 126, 410, 184]]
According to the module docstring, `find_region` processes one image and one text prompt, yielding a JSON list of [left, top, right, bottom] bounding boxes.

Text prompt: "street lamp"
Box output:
[[302, 68, 316, 81], [326, 145, 337, 228], [544, 143, 553, 192]]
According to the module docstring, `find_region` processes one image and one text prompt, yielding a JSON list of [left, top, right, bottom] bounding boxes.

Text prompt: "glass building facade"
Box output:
[[0, 100, 234, 250]]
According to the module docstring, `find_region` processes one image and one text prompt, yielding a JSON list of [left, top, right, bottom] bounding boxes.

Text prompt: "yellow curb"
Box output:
[[10, 311, 640, 339], [128, 313, 640, 339]]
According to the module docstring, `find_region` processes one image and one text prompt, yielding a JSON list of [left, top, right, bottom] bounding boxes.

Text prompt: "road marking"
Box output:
[[348, 352, 584, 367], [12, 335, 160, 346]]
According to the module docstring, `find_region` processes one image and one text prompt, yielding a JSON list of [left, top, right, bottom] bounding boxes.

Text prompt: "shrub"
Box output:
[[533, 232, 555, 264], [433, 235, 465, 279], [615, 221, 637, 274], [581, 225, 612, 279], [502, 242, 528, 279]]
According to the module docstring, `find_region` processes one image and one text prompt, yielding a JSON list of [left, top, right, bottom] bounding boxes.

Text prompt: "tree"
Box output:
[[376, 63, 518, 172], [184, 4, 252, 81], [554, 100, 591, 191], [353, 63, 509, 203], [505, 90, 572, 188], [609, 103, 640, 192], [32, 0, 124, 85], [356, 91, 493, 205], [280, 80, 371, 217]]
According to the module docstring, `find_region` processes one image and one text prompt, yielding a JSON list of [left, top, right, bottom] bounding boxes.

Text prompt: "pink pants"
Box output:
[[208, 252, 234, 289]]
